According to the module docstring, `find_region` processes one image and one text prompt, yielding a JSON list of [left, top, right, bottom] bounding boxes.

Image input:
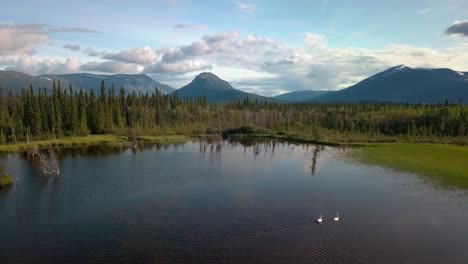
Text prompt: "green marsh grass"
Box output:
[[354, 144, 468, 188], [0, 134, 190, 153]]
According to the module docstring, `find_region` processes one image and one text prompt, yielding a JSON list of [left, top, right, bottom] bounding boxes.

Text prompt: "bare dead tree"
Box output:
[[48, 146, 60, 176], [31, 133, 61, 177], [37, 150, 51, 176], [35, 147, 60, 177]]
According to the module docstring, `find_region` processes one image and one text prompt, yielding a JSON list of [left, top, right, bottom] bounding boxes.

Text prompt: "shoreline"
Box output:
[[1, 132, 466, 153], [0, 134, 190, 153]]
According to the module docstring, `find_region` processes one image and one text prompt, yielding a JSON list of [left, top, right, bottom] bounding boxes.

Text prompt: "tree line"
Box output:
[[0, 80, 466, 143]]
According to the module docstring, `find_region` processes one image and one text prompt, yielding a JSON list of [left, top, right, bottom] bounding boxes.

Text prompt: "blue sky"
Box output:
[[1, 0, 467, 95]]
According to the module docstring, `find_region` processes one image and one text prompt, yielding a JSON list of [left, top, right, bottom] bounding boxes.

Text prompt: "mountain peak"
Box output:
[[196, 72, 220, 80], [176, 72, 274, 103], [388, 64, 412, 72], [372, 64, 412, 79], [395, 64, 411, 69]]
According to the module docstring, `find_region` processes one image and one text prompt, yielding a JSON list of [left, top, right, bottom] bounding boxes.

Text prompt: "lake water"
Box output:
[[1, 139, 467, 264]]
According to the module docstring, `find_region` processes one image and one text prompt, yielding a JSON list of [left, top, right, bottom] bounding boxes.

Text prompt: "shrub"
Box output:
[[0, 174, 13, 187]]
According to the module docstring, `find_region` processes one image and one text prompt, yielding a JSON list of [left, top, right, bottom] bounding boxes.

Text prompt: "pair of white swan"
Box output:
[[317, 212, 339, 223]]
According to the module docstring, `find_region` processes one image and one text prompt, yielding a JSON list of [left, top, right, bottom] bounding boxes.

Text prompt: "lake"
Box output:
[[1, 139, 467, 264]]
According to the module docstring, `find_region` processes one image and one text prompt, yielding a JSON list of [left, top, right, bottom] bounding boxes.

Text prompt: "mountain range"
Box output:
[[312, 65, 468, 103], [0, 70, 175, 94], [0, 65, 467, 104]]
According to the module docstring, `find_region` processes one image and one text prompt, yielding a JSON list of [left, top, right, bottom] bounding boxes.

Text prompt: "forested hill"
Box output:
[[314, 65, 468, 103], [41, 73, 174, 94], [174, 72, 276, 104], [0, 70, 174, 94], [274, 90, 331, 102]]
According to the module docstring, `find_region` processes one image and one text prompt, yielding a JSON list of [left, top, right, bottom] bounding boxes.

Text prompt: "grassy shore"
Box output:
[[135, 135, 189, 144], [353, 144, 468, 188], [0, 134, 190, 153]]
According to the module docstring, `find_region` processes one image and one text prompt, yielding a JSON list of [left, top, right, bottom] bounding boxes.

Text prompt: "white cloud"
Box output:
[[144, 60, 212, 74], [0, 24, 49, 56], [3, 56, 80, 75], [102, 46, 158, 64], [80, 60, 143, 73], [203, 31, 239, 43], [231, 0, 256, 13], [174, 24, 208, 30], [161, 41, 211, 63], [304, 33, 327, 49], [160, 32, 282, 68]]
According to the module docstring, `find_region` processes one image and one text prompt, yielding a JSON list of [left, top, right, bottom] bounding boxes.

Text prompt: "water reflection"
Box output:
[[310, 145, 325, 176]]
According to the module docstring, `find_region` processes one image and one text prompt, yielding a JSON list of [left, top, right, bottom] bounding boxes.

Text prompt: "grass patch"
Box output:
[[0, 134, 191, 153], [136, 135, 189, 144], [0, 174, 13, 187], [353, 144, 468, 188], [0, 135, 128, 153], [0, 135, 128, 152]]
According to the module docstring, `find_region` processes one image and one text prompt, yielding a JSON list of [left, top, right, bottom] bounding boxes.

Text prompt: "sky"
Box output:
[[1, 0, 467, 95]]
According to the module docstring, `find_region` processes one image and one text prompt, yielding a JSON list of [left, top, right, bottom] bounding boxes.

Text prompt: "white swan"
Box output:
[[317, 213, 323, 224], [334, 211, 340, 222]]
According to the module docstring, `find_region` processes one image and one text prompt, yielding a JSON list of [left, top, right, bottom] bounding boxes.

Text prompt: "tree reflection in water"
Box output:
[[310, 145, 325, 176]]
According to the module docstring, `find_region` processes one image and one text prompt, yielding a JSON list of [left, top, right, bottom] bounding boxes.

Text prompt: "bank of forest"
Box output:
[[0, 80, 466, 147]]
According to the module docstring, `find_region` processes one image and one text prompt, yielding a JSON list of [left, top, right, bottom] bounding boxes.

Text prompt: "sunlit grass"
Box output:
[[0, 134, 190, 153], [136, 135, 189, 144], [0, 135, 128, 153], [353, 144, 468, 188]]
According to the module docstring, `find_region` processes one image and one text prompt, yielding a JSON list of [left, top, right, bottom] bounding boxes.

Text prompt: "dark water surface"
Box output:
[[1, 140, 467, 264]]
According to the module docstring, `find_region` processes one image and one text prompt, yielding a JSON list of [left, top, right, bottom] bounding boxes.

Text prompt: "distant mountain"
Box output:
[[40, 73, 175, 94], [175, 72, 275, 103], [274, 90, 331, 102], [314, 65, 468, 103], [0, 70, 51, 92], [0, 70, 174, 94]]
